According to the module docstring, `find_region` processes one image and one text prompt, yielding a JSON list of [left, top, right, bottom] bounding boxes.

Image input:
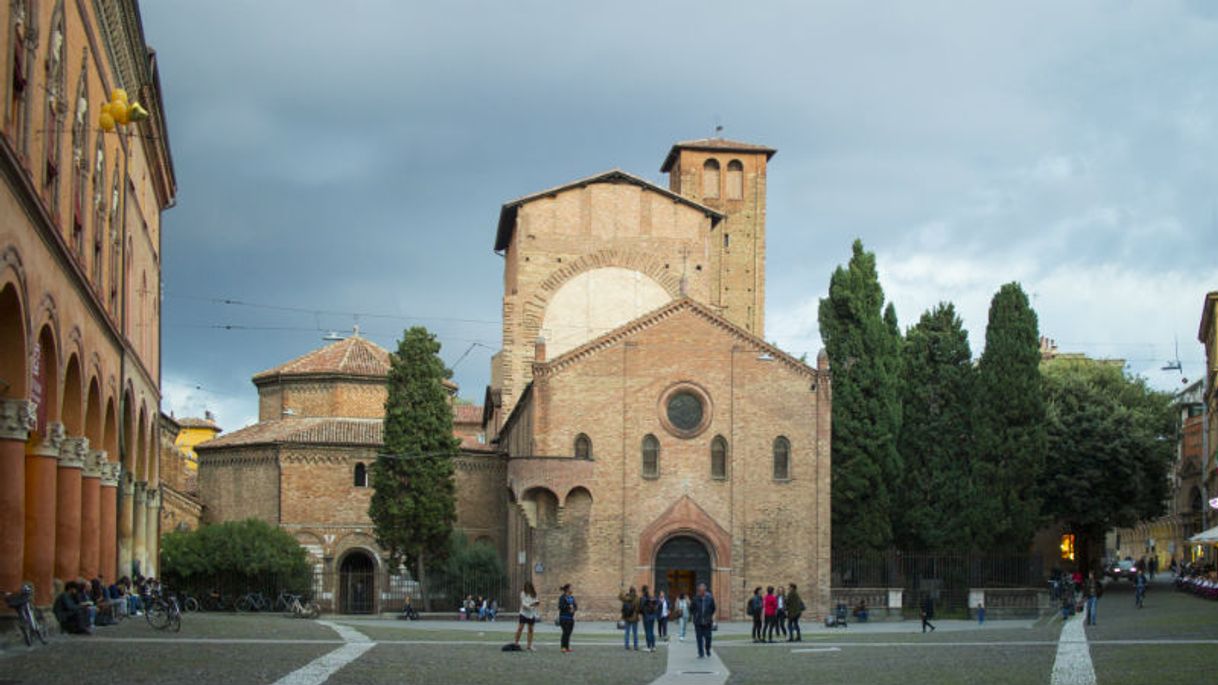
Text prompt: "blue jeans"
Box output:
[[623, 621, 638, 649], [642, 615, 656, 648], [679, 615, 688, 638], [1086, 596, 1097, 625], [694, 622, 712, 657], [977, 608, 986, 624]]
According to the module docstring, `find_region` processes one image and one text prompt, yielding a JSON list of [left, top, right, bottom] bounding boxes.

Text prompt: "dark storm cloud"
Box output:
[[141, 1, 1218, 427]]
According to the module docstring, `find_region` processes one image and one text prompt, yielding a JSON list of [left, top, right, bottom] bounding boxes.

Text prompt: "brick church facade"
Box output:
[[197, 139, 832, 619]]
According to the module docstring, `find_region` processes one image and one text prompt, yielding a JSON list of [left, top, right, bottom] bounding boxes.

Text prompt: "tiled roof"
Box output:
[[196, 418, 384, 450], [253, 336, 390, 382], [176, 416, 220, 431], [660, 138, 776, 172], [453, 404, 483, 424]]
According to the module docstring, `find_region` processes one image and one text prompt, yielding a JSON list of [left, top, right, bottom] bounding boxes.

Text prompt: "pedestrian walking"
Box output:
[[785, 583, 804, 642], [748, 587, 763, 643], [676, 592, 690, 641], [1084, 571, 1101, 625], [690, 582, 716, 659], [976, 600, 986, 625], [921, 595, 936, 633], [619, 586, 641, 651], [557, 583, 577, 653], [1135, 570, 1146, 609], [763, 586, 779, 642], [640, 585, 658, 652], [513, 581, 540, 651], [657, 590, 669, 641]]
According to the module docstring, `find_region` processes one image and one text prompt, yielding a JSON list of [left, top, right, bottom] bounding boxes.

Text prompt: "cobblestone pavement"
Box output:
[[0, 577, 1212, 685]]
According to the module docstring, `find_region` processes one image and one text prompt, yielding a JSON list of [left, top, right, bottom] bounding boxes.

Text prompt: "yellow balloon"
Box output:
[[98, 112, 115, 132], [110, 88, 129, 105], [113, 105, 129, 125], [127, 102, 149, 122]]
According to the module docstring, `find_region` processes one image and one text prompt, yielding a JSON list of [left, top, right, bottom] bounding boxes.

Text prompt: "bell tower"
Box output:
[[661, 138, 775, 337]]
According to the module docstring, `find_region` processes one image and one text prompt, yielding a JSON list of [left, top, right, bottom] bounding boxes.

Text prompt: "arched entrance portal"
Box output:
[[655, 535, 711, 600], [338, 550, 376, 614]]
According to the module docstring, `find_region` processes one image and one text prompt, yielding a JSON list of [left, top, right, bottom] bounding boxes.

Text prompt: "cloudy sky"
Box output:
[[141, 0, 1218, 432]]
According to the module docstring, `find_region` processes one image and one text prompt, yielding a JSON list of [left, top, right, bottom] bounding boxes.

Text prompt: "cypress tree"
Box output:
[[974, 283, 1047, 552], [894, 303, 978, 551], [818, 239, 903, 551], [369, 327, 460, 610]]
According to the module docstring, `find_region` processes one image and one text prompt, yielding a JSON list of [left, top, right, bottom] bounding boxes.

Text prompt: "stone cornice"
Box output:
[[280, 453, 352, 465], [100, 461, 121, 486], [31, 422, 66, 458], [58, 436, 89, 469], [199, 451, 278, 468], [0, 399, 36, 441]]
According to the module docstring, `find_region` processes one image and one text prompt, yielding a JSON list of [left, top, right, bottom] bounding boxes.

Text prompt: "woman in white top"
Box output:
[[514, 581, 540, 651], [676, 593, 691, 641]]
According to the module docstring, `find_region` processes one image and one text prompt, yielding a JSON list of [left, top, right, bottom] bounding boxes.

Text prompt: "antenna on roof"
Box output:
[[322, 330, 345, 342], [1162, 336, 1184, 381]]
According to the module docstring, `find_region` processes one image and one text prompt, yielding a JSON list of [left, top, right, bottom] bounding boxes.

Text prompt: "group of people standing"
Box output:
[[746, 584, 805, 643]]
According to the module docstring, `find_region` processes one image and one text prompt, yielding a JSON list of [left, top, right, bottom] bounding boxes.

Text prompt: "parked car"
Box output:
[[1107, 559, 1138, 581]]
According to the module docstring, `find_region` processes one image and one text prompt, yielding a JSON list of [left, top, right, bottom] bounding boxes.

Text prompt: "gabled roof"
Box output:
[[660, 138, 777, 173], [253, 335, 390, 383], [453, 403, 483, 424], [196, 418, 384, 450], [535, 297, 819, 381], [494, 169, 724, 252]]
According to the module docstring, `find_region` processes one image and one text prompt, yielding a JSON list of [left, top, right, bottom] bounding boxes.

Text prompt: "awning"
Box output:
[[1187, 525, 1218, 543]]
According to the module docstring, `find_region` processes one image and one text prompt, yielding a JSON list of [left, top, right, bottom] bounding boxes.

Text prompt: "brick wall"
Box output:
[[279, 446, 377, 526], [197, 447, 280, 524]]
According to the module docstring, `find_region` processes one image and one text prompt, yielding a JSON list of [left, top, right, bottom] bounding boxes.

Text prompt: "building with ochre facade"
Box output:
[[1, 0, 175, 604], [489, 139, 832, 620]]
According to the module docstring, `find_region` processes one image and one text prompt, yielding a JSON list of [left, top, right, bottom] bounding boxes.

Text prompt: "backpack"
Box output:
[[501, 643, 522, 652], [747, 596, 759, 617], [643, 597, 658, 615], [621, 600, 633, 619]]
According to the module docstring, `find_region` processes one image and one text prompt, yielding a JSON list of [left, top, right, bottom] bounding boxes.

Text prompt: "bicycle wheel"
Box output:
[[146, 602, 170, 629], [235, 596, 253, 613], [18, 608, 32, 647], [305, 602, 320, 619], [184, 597, 200, 612], [32, 607, 48, 644], [169, 610, 181, 633]]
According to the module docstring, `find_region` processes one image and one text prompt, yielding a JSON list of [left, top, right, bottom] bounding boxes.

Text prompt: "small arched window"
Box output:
[[702, 159, 720, 199], [353, 462, 368, 487], [710, 435, 727, 480], [642, 434, 660, 478], [574, 433, 592, 460], [773, 437, 790, 481], [726, 159, 744, 199]]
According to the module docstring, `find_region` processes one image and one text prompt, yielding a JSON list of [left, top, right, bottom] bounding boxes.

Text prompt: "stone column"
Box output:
[[118, 472, 134, 577], [79, 450, 105, 579], [54, 436, 87, 583], [132, 481, 147, 576], [0, 399, 35, 593], [145, 487, 160, 577], [99, 462, 119, 582], [24, 422, 63, 605]]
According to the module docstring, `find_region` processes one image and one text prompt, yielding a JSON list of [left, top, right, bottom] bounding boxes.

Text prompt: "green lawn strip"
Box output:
[[101, 612, 341, 641], [1090, 644, 1218, 685], [719, 642, 1056, 685], [0, 641, 332, 685], [326, 643, 667, 685]]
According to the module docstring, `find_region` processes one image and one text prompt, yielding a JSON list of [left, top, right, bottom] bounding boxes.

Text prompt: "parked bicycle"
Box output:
[[5, 583, 48, 646], [285, 593, 321, 619], [145, 591, 182, 632], [235, 591, 271, 613], [180, 593, 201, 612], [201, 590, 229, 612], [274, 590, 298, 613]]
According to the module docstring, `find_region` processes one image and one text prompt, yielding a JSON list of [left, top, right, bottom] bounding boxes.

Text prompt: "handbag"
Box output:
[[616, 620, 626, 630]]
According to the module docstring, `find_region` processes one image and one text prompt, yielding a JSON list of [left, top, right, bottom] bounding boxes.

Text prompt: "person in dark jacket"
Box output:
[[53, 581, 93, 635], [748, 587, 763, 642], [785, 584, 804, 642], [921, 595, 936, 633], [640, 585, 658, 652], [557, 583, 578, 653], [619, 586, 641, 651], [690, 583, 716, 658]]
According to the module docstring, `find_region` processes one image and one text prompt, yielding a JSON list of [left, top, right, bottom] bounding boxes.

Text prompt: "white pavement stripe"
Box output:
[[1050, 618, 1096, 685], [792, 647, 841, 653], [266, 619, 375, 685], [270, 642, 375, 685]]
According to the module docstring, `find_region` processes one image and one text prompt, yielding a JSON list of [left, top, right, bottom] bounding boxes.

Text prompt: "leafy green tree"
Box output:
[[818, 239, 903, 551], [434, 531, 507, 607], [974, 283, 1047, 551], [1040, 359, 1173, 573], [894, 303, 979, 550], [370, 326, 460, 610], [160, 519, 311, 594]]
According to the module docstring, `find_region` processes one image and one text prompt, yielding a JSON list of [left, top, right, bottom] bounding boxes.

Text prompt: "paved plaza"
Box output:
[[1, 578, 1214, 685]]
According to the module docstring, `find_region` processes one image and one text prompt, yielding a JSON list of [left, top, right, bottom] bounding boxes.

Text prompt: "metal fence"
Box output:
[[832, 551, 1045, 618]]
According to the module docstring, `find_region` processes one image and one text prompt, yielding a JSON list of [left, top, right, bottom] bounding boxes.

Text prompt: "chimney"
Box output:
[[534, 336, 547, 362]]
